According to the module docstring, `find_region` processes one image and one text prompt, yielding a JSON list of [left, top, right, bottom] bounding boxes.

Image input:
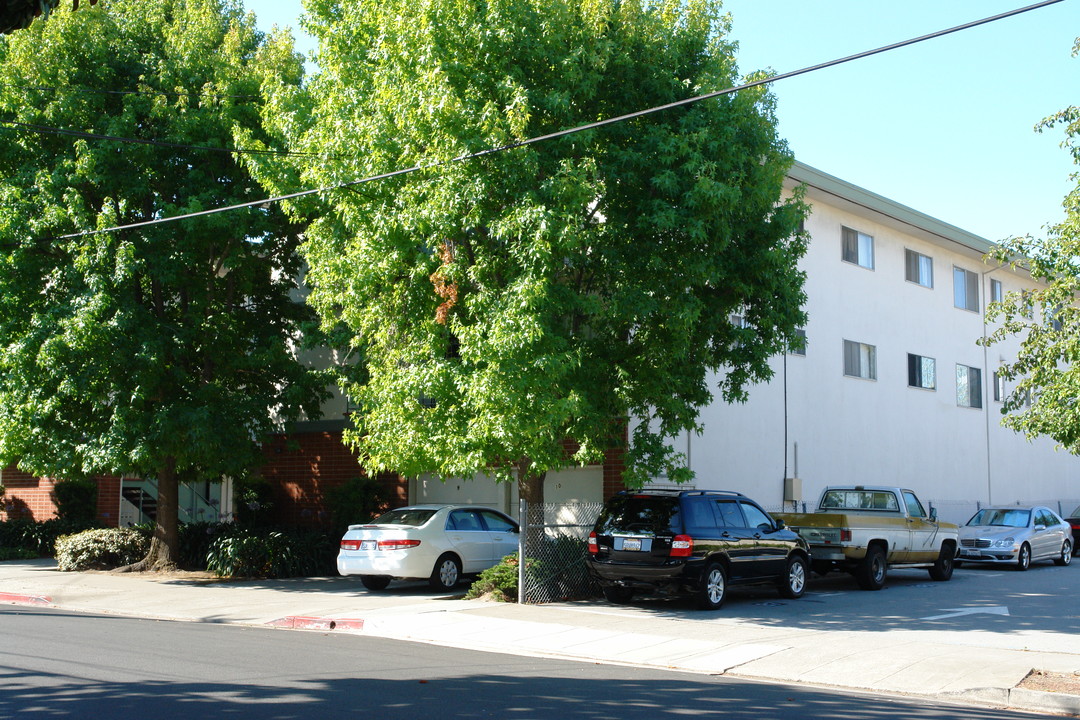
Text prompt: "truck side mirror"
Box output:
[[930, 507, 938, 521]]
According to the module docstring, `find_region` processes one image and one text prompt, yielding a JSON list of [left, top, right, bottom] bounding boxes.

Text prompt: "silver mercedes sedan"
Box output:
[[957, 506, 1072, 570]]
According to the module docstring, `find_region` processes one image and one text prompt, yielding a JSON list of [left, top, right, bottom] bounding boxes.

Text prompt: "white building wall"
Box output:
[[680, 164, 1080, 525]]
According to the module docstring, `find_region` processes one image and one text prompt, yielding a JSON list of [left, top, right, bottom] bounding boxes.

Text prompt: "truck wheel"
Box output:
[[695, 562, 728, 610], [777, 555, 807, 599], [1016, 543, 1031, 571], [855, 546, 887, 590], [928, 546, 955, 581]]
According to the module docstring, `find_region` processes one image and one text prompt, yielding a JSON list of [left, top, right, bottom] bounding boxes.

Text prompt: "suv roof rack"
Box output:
[[618, 489, 746, 498]]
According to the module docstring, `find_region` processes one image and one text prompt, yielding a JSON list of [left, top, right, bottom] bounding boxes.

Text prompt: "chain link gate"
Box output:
[[517, 500, 604, 604]]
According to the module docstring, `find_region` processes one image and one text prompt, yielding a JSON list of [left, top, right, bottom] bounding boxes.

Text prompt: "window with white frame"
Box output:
[[841, 227, 874, 269], [904, 249, 933, 288], [953, 267, 979, 312], [990, 279, 1003, 303], [907, 354, 936, 390], [993, 371, 1006, 402], [843, 340, 876, 380], [956, 364, 982, 408], [789, 328, 807, 356]]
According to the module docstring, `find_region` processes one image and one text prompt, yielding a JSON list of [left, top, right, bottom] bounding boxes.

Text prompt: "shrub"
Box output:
[[326, 476, 385, 537], [178, 521, 232, 570], [55, 528, 150, 571], [465, 553, 529, 602], [206, 526, 336, 578], [0, 518, 99, 557], [0, 547, 38, 561], [232, 476, 276, 528], [52, 478, 98, 525]]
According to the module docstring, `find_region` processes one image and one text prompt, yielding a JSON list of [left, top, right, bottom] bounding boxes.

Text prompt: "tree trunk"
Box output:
[[115, 457, 179, 573], [517, 460, 547, 552]]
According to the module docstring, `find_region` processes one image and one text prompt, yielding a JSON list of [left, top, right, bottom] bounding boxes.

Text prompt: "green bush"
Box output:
[[0, 547, 38, 561], [177, 521, 232, 570], [326, 476, 385, 537], [465, 553, 529, 602], [206, 526, 336, 578], [0, 518, 99, 557], [52, 478, 98, 525], [55, 528, 150, 571], [232, 476, 276, 527]]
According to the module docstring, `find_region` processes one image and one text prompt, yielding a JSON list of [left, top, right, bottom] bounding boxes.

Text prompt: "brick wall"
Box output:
[[259, 430, 406, 527], [0, 467, 120, 526]]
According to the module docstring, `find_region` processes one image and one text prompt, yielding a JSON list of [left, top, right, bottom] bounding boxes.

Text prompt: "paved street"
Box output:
[[0, 605, 1061, 720], [0, 558, 1078, 716]]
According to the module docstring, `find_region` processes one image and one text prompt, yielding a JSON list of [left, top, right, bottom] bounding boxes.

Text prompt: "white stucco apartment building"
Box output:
[[335, 161, 1080, 525], [681, 162, 1079, 524]]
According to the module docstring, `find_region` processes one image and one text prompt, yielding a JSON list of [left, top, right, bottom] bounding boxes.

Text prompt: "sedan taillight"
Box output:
[[340, 540, 362, 551], [670, 534, 693, 558], [377, 539, 421, 551], [588, 531, 598, 555]]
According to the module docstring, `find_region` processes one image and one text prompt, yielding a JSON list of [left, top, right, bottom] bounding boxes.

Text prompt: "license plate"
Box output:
[[622, 538, 642, 551], [965, 550, 981, 557], [360, 540, 377, 550]]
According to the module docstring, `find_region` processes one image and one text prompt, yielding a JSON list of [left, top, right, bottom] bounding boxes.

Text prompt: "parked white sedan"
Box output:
[[338, 504, 520, 591], [957, 506, 1073, 570]]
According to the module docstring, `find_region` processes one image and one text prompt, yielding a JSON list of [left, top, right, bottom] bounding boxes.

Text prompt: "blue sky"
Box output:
[[243, 0, 1078, 242]]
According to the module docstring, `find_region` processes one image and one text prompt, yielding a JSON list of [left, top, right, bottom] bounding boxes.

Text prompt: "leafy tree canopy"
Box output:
[[984, 38, 1080, 453], [255, 0, 808, 497], [0, 0, 323, 567]]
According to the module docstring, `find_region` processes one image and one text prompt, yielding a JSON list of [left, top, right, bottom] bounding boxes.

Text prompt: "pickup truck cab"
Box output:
[[773, 486, 959, 590]]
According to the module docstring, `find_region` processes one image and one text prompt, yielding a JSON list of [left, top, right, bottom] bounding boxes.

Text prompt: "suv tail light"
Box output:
[[588, 531, 598, 554], [670, 534, 693, 558]]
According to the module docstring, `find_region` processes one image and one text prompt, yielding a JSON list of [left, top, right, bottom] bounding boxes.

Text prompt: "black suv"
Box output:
[[587, 490, 811, 610]]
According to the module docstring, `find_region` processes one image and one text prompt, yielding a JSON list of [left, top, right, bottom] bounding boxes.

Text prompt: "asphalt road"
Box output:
[[0, 605, 1064, 720], [583, 557, 1080, 637]]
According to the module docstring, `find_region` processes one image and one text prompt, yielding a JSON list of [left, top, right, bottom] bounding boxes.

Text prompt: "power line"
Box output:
[[1, 119, 331, 158], [55, 0, 1064, 241]]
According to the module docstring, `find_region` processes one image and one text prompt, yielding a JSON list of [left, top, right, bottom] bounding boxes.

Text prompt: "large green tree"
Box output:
[[984, 39, 1080, 453], [255, 0, 807, 501], [0, 0, 325, 569]]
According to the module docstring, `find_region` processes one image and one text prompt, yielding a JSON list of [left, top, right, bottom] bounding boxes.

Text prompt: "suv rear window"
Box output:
[[594, 495, 680, 536]]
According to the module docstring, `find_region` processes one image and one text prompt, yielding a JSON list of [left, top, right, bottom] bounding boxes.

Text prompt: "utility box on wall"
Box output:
[[783, 476, 802, 503]]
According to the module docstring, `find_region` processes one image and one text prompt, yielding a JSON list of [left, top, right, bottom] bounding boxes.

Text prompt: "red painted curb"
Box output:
[[266, 616, 364, 632], [0, 592, 53, 606]]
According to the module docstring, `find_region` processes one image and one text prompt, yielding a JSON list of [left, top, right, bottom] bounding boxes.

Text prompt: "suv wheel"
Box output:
[[777, 555, 807, 599], [696, 562, 728, 610], [603, 586, 634, 604]]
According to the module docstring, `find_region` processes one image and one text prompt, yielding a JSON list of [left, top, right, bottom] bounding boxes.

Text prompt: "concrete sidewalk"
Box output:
[[1, 558, 1078, 717]]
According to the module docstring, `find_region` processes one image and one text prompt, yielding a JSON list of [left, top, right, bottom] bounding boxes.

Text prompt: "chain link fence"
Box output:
[[518, 501, 604, 604]]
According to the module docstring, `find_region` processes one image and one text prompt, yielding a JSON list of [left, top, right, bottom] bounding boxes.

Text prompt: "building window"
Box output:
[[841, 226, 874, 269], [993, 372, 1006, 402], [956, 364, 983, 408], [954, 267, 979, 312], [844, 340, 876, 380], [789, 328, 807, 356], [990, 279, 1003, 303], [905, 249, 933, 288], [907, 354, 936, 390]]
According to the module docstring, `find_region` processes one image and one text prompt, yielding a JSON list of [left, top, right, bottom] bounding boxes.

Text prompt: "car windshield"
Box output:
[[371, 508, 437, 527], [967, 508, 1030, 528], [595, 495, 680, 536]]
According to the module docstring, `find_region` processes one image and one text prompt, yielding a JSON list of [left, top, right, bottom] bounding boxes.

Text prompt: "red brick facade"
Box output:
[[2, 424, 629, 527]]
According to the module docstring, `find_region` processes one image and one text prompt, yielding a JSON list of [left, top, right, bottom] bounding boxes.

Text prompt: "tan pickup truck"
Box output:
[[773, 486, 959, 590]]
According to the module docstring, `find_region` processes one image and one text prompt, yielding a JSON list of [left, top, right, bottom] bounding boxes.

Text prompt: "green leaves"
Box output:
[[281, 0, 807, 488], [0, 1, 323, 487]]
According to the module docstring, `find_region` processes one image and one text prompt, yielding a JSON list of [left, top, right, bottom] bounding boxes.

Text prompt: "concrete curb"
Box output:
[[0, 592, 52, 606], [266, 616, 365, 632]]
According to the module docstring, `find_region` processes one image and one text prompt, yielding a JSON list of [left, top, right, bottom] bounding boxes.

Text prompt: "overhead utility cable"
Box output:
[[57, 0, 1064, 241]]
